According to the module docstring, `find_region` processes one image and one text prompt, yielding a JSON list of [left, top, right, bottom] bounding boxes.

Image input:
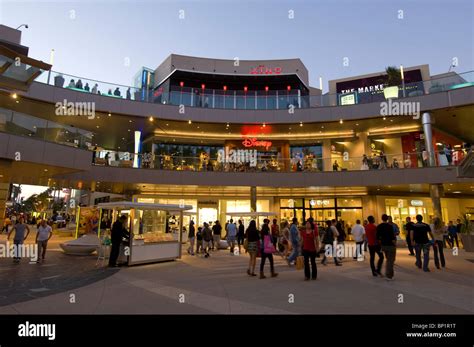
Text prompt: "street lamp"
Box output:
[[15, 24, 28, 30]]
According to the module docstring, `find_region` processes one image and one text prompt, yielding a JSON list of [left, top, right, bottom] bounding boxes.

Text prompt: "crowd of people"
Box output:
[[66, 78, 132, 100], [184, 213, 465, 281]]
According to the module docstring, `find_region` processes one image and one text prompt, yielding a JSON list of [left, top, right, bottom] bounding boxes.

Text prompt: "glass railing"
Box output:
[[0, 107, 97, 150], [34, 70, 474, 110], [92, 149, 468, 173]]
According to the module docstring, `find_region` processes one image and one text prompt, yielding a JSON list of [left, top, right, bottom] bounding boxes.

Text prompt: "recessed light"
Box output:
[[356, 123, 359, 126], [383, 117, 386, 120], [15, 100, 19, 103], [188, 120, 192, 124], [299, 122, 303, 127], [128, 129, 131, 132], [108, 113, 111, 117], [452, 191, 461, 194], [11, 93, 17, 99], [96, 125, 100, 128], [44, 169, 48, 172], [122, 137, 125, 140], [339, 119, 343, 124], [129, 120, 132, 123], [166, 123, 169, 126], [149, 116, 154, 122], [321, 125, 324, 129]]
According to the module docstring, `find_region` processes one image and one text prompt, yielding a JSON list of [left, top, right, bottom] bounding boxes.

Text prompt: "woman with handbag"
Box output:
[[245, 220, 260, 277], [301, 220, 320, 280], [259, 223, 279, 279]]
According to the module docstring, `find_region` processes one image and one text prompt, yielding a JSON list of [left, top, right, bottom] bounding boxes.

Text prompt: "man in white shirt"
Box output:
[[351, 220, 366, 260], [35, 220, 53, 263]]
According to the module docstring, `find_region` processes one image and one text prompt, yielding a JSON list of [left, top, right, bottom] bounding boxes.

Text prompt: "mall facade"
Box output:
[[0, 24, 473, 235]]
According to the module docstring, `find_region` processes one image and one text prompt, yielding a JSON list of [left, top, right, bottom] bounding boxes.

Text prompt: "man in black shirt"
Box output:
[[109, 215, 129, 267], [212, 221, 222, 251], [404, 217, 415, 256], [410, 215, 434, 272], [376, 214, 397, 280]]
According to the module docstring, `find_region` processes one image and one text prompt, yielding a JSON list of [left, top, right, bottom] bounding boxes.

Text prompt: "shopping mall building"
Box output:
[[0, 24, 473, 232]]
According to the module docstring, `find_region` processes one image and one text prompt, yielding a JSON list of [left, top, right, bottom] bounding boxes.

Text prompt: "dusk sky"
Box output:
[[1, 0, 472, 91]]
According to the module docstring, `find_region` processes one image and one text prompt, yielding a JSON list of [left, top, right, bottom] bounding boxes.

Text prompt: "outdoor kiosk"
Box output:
[[97, 201, 193, 265]]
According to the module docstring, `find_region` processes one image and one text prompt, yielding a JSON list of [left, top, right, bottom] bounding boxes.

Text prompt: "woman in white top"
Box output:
[[430, 217, 446, 269]]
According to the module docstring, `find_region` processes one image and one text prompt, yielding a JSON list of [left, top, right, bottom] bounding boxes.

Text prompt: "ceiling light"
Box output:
[[108, 113, 111, 117], [96, 125, 100, 128], [321, 126, 324, 129], [263, 123, 266, 128], [383, 117, 386, 120], [188, 120, 192, 124], [149, 116, 154, 122], [452, 191, 461, 194], [128, 129, 131, 132], [356, 123, 359, 126], [299, 122, 303, 127], [11, 93, 18, 99], [129, 120, 132, 123], [339, 119, 343, 124]]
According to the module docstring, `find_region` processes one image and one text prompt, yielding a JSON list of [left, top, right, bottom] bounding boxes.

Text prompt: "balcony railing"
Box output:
[[34, 70, 474, 110], [92, 149, 468, 173]]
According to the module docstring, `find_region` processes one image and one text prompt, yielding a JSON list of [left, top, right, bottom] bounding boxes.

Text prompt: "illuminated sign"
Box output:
[[339, 92, 357, 105], [250, 65, 282, 75], [242, 137, 272, 150], [411, 200, 424, 206], [316, 199, 330, 206]]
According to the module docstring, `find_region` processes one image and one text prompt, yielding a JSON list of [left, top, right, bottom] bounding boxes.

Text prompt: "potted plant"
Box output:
[[383, 66, 401, 99], [54, 74, 65, 88], [459, 213, 474, 252]]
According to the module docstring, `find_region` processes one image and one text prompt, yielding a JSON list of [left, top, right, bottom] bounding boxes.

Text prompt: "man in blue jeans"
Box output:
[[287, 218, 300, 266], [410, 215, 435, 272]]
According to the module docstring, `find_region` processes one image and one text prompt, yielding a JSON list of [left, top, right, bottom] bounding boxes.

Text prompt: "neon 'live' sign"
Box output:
[[242, 137, 273, 150], [250, 65, 282, 75]]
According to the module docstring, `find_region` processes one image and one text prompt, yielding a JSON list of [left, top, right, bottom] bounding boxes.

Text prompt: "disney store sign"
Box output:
[[242, 137, 273, 150]]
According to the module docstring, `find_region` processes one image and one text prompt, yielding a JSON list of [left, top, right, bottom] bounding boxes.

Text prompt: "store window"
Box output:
[[290, 145, 323, 171]]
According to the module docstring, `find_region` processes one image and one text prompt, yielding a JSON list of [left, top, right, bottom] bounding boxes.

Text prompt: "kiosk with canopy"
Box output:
[[97, 201, 193, 265]]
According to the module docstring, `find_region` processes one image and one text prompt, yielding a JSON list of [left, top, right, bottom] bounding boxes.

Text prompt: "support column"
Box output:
[[250, 186, 257, 213], [429, 184, 444, 221], [322, 139, 332, 171], [422, 112, 436, 166]]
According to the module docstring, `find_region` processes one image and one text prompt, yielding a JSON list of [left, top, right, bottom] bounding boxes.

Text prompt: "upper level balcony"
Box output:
[[33, 70, 474, 111]]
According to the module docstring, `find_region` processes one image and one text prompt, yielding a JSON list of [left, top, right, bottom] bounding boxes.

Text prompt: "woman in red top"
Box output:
[[301, 220, 320, 280]]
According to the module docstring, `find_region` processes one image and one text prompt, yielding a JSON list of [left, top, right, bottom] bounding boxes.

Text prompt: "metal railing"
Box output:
[[34, 70, 474, 110], [92, 149, 468, 173]]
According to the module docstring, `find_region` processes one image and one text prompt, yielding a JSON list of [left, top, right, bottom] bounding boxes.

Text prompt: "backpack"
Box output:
[[322, 227, 334, 244]]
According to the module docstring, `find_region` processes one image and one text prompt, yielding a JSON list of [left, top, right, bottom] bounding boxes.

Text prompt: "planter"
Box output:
[[383, 86, 399, 99], [460, 234, 474, 252], [54, 75, 65, 88]]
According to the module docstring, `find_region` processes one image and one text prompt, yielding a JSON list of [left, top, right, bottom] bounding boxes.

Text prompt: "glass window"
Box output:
[[132, 209, 174, 243], [337, 198, 362, 208], [280, 198, 303, 208]]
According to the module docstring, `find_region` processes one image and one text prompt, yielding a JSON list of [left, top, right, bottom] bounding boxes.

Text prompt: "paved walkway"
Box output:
[[0, 234, 473, 314]]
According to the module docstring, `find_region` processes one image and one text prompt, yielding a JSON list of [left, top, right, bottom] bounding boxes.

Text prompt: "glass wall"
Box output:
[[290, 145, 323, 171]]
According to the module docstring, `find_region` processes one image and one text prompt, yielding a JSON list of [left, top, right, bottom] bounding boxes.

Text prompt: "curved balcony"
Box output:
[[33, 70, 474, 110]]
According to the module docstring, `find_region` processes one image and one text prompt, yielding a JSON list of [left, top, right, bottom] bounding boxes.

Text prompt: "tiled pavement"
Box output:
[[0, 233, 473, 314]]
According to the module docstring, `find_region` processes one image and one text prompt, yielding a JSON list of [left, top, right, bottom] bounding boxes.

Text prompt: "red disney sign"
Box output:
[[249, 65, 282, 75], [242, 137, 273, 150]]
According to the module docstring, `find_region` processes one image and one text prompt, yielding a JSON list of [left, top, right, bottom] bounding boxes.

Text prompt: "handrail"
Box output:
[[34, 69, 474, 110]]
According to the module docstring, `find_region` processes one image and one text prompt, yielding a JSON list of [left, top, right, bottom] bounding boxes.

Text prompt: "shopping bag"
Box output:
[[263, 235, 276, 254], [296, 255, 304, 270]]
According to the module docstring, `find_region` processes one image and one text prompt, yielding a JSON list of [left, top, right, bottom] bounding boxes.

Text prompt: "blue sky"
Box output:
[[1, 0, 473, 91]]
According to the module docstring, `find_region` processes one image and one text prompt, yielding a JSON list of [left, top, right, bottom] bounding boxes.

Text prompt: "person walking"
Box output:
[[335, 219, 346, 262], [431, 217, 446, 269], [7, 216, 30, 263], [287, 217, 300, 266], [365, 216, 383, 277], [388, 215, 400, 237], [109, 215, 127, 267], [226, 219, 237, 254], [271, 218, 279, 250], [245, 220, 260, 277], [237, 219, 245, 253], [321, 220, 341, 266], [351, 220, 365, 260], [259, 222, 278, 279], [301, 220, 319, 280], [212, 220, 222, 251], [280, 220, 290, 258], [202, 223, 212, 258], [447, 221, 459, 249], [376, 214, 396, 280], [195, 227, 203, 254], [404, 217, 415, 256], [410, 215, 435, 272], [35, 219, 52, 263], [2, 215, 11, 234], [187, 220, 195, 256]]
